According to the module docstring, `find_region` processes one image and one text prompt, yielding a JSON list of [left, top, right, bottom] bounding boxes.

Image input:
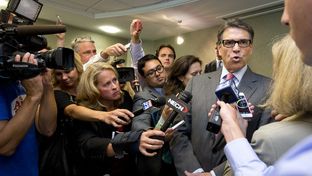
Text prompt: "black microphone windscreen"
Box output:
[[160, 90, 192, 132], [15, 25, 66, 36], [153, 96, 166, 106]]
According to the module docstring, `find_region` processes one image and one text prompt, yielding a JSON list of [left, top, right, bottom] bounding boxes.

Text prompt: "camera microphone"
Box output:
[[133, 96, 166, 116], [15, 25, 66, 36], [207, 80, 239, 134]]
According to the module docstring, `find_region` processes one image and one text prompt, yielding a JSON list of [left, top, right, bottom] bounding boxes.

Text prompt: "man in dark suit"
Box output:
[[131, 54, 177, 176], [204, 45, 223, 73], [169, 19, 272, 176]]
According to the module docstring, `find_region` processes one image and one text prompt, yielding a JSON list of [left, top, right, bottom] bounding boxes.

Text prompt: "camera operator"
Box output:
[[0, 53, 57, 176]]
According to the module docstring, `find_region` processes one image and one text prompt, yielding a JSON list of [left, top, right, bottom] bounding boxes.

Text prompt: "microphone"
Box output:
[[134, 83, 140, 92], [206, 80, 239, 134], [15, 25, 66, 36], [146, 91, 192, 153], [133, 96, 166, 116], [215, 79, 239, 104], [160, 91, 192, 132]]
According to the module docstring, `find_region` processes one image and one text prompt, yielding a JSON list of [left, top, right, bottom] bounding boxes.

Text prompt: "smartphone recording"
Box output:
[[237, 92, 253, 119]]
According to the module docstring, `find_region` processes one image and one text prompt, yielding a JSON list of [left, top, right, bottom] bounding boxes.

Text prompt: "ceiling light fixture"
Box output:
[[176, 20, 184, 45], [99, 25, 121, 34], [177, 36, 184, 45]]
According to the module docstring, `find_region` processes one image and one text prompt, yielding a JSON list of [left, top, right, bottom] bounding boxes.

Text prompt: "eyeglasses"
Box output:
[[145, 65, 164, 78], [220, 39, 252, 48]]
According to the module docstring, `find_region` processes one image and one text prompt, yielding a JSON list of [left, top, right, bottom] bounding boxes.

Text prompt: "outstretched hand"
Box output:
[[98, 109, 134, 128], [216, 101, 246, 142], [130, 19, 143, 43], [55, 16, 65, 47], [102, 43, 127, 58], [139, 129, 165, 156]]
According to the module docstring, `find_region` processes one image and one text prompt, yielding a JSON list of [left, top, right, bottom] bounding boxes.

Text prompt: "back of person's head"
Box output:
[[137, 54, 161, 77], [155, 44, 176, 60], [164, 55, 202, 96], [71, 36, 95, 52], [77, 62, 121, 110], [266, 34, 312, 117], [52, 52, 83, 87], [217, 19, 254, 44]]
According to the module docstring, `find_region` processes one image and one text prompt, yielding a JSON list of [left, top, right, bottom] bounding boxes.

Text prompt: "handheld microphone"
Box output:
[[134, 83, 140, 92], [133, 96, 166, 116], [207, 80, 239, 134], [15, 25, 66, 36], [160, 91, 192, 132], [215, 79, 239, 104], [146, 91, 192, 153]]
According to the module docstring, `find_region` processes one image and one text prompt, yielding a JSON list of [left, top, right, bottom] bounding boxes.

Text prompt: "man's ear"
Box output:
[[249, 44, 254, 55]]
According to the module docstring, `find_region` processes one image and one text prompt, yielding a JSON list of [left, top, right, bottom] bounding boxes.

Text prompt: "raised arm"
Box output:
[[83, 43, 128, 70], [65, 104, 134, 128], [129, 19, 144, 70], [35, 69, 57, 136]]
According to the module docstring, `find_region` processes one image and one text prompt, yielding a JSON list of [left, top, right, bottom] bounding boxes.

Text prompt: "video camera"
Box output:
[[111, 58, 135, 84], [0, 0, 74, 81]]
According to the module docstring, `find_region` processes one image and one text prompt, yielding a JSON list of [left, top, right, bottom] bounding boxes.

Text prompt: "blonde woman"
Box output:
[[39, 52, 84, 176], [74, 62, 139, 176], [39, 53, 134, 176]]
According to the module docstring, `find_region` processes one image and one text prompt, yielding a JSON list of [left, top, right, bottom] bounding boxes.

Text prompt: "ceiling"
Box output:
[[35, 0, 284, 41]]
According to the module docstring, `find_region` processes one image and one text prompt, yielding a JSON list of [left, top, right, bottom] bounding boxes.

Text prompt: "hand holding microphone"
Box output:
[[139, 129, 165, 156], [143, 91, 192, 155], [160, 91, 192, 132], [215, 101, 247, 143], [207, 79, 239, 133]]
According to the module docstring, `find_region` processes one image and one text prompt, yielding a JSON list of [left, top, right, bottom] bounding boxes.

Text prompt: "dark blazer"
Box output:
[[132, 86, 164, 131], [74, 91, 136, 176], [169, 67, 272, 176], [204, 60, 217, 73]]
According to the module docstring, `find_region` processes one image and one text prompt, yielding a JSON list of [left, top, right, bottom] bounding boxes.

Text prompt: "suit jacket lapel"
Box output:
[[206, 70, 226, 148], [237, 67, 258, 99], [207, 69, 222, 89]]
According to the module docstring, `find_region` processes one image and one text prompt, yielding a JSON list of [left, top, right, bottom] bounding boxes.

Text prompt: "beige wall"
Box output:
[[36, 19, 128, 60], [37, 19, 128, 50], [37, 11, 288, 77], [36, 19, 155, 67]]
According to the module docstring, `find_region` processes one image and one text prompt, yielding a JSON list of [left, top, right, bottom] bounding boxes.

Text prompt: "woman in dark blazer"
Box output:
[[74, 62, 139, 176]]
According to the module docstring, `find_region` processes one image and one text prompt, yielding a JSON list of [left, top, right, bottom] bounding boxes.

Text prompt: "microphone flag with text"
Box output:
[[133, 96, 166, 116], [146, 91, 192, 153], [160, 90, 192, 132]]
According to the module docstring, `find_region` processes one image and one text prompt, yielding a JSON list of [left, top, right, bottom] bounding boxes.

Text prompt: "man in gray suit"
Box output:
[[170, 19, 272, 176]]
